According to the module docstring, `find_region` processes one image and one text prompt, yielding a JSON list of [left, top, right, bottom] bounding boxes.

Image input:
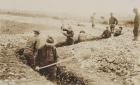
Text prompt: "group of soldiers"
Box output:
[[91, 8, 139, 41], [18, 8, 139, 82]]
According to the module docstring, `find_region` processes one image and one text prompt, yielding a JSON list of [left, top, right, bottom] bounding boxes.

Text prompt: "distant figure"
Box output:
[[55, 25, 74, 47], [101, 27, 112, 39], [78, 30, 86, 42], [23, 30, 40, 68], [114, 27, 123, 37], [91, 13, 96, 28], [36, 36, 58, 81], [74, 30, 87, 44], [133, 8, 140, 41], [109, 13, 118, 33]]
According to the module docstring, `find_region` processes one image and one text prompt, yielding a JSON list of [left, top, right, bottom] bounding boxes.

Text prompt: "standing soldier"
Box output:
[[35, 36, 58, 81], [109, 13, 118, 33], [133, 8, 140, 41], [23, 30, 40, 68], [91, 13, 96, 28]]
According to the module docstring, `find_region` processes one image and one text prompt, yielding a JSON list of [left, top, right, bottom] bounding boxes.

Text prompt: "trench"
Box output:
[[15, 48, 88, 85]]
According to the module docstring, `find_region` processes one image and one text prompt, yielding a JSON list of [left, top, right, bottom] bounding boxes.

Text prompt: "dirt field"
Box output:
[[0, 12, 140, 85]]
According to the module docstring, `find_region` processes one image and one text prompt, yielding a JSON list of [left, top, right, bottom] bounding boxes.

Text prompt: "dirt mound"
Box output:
[[57, 29, 140, 85]]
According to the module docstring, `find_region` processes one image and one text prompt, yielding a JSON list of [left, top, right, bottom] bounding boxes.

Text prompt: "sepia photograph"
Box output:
[[0, 0, 140, 85]]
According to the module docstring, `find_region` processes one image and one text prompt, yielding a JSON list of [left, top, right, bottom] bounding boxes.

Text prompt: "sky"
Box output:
[[0, 0, 140, 16]]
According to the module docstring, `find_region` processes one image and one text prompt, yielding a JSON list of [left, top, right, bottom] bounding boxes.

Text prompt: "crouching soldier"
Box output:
[[101, 27, 112, 39], [55, 25, 74, 47], [35, 36, 58, 81], [114, 26, 123, 37], [23, 30, 40, 68], [75, 30, 86, 43], [62, 25, 74, 45]]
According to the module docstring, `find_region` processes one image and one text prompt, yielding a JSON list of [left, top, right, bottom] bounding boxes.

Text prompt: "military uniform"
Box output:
[[91, 16, 95, 28], [36, 44, 58, 81], [55, 28, 74, 47], [109, 16, 118, 33], [23, 35, 40, 68], [101, 29, 111, 38], [133, 14, 140, 40], [63, 28, 74, 45], [114, 27, 122, 37]]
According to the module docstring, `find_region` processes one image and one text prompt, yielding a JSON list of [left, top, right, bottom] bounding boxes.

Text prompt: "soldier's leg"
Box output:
[[48, 66, 57, 81], [133, 28, 139, 41]]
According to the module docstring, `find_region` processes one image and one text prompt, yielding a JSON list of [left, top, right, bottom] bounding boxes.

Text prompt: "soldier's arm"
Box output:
[[54, 47, 59, 62]]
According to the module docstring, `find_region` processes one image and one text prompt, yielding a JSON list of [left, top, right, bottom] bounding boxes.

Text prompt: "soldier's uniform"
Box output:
[[101, 28, 111, 38], [114, 27, 123, 37], [23, 31, 40, 68], [63, 28, 74, 45], [91, 16, 95, 28], [36, 37, 58, 81], [109, 16, 118, 33], [55, 27, 74, 47], [133, 13, 140, 40]]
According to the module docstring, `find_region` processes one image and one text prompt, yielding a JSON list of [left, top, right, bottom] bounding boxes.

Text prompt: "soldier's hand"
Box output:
[[35, 66, 40, 71]]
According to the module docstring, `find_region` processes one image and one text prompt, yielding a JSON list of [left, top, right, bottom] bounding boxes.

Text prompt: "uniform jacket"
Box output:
[[35, 44, 58, 67], [109, 16, 118, 25]]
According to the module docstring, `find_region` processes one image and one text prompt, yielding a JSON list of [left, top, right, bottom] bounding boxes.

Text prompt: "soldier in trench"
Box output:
[[133, 8, 140, 41], [35, 36, 58, 81], [23, 30, 40, 68], [55, 24, 74, 47]]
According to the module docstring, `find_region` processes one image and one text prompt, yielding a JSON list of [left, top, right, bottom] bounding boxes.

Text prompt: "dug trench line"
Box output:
[[16, 48, 88, 85]]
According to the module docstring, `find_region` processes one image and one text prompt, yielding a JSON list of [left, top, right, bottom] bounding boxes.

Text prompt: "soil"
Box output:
[[0, 13, 140, 85]]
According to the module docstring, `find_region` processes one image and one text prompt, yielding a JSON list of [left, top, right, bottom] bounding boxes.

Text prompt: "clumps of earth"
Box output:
[[0, 16, 140, 85]]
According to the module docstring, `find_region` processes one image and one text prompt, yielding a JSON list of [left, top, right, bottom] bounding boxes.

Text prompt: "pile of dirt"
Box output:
[[0, 34, 56, 85], [57, 28, 140, 85]]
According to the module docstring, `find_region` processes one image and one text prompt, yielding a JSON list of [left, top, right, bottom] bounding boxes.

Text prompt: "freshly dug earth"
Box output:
[[57, 28, 140, 85], [0, 47, 56, 85], [0, 14, 140, 85]]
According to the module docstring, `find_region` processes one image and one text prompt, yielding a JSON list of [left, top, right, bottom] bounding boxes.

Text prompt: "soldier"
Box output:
[[35, 36, 58, 81], [91, 13, 96, 28], [114, 26, 123, 37], [133, 8, 140, 41], [109, 13, 118, 33], [23, 30, 40, 68], [63, 25, 74, 45], [77, 30, 86, 42], [101, 27, 112, 39], [74, 30, 86, 44], [55, 25, 74, 47]]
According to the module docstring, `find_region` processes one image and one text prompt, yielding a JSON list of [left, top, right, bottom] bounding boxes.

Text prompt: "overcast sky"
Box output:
[[0, 0, 140, 16]]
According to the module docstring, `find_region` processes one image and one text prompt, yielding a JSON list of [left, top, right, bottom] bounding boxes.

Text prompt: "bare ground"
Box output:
[[0, 13, 140, 85]]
